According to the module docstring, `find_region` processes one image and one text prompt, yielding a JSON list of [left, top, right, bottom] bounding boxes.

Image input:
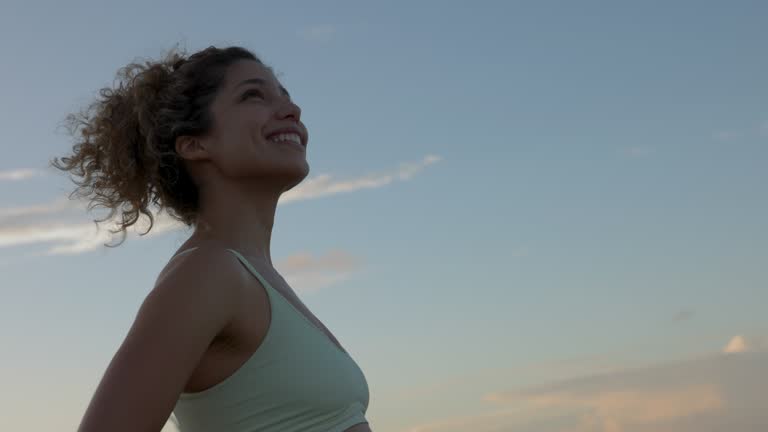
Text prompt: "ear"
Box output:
[[175, 135, 207, 161]]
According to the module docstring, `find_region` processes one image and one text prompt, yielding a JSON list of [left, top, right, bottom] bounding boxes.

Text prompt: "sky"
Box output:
[[1, 1, 767, 431]]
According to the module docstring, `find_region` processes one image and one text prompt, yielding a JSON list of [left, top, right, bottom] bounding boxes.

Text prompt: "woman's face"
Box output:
[[193, 59, 309, 191]]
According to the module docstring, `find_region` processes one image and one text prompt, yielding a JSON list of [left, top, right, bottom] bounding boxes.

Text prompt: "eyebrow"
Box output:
[[234, 78, 290, 98]]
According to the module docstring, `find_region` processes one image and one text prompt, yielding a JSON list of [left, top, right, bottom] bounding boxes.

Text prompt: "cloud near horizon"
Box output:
[[0, 155, 441, 258], [404, 349, 768, 432]]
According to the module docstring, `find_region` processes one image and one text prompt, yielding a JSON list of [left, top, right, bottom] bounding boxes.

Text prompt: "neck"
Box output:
[[191, 179, 281, 268]]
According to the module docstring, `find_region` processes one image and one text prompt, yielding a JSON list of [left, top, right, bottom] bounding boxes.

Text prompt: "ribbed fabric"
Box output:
[[172, 248, 370, 432]]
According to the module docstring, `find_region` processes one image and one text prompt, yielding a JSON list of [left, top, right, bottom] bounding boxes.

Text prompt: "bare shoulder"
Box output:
[[156, 245, 247, 288], [76, 247, 250, 432]]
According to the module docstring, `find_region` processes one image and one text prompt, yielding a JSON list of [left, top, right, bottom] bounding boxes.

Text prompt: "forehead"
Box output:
[[221, 59, 282, 91]]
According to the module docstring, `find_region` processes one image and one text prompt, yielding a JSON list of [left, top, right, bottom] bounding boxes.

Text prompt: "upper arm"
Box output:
[[77, 248, 245, 432]]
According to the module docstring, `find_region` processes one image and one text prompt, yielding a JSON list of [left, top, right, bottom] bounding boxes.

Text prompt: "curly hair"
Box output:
[[49, 44, 264, 247]]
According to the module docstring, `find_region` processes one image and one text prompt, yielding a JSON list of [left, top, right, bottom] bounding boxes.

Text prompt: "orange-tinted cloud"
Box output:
[[405, 351, 768, 432], [724, 335, 749, 353], [278, 249, 364, 293], [518, 384, 722, 431]]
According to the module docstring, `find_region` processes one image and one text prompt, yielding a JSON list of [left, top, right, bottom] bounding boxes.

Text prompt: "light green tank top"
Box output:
[[171, 248, 370, 432]]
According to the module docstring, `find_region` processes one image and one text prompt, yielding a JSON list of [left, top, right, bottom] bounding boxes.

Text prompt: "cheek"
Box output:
[[224, 119, 265, 149]]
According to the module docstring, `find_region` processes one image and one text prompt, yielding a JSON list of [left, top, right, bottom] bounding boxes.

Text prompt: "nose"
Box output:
[[276, 99, 301, 121]]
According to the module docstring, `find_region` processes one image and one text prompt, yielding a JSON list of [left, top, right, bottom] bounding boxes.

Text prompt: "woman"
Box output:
[[51, 45, 372, 432]]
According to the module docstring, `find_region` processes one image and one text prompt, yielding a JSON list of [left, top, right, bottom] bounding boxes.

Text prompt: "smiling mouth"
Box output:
[[267, 132, 303, 146]]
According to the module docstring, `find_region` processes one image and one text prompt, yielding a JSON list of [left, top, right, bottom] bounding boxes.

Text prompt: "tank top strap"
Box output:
[[224, 248, 275, 292]]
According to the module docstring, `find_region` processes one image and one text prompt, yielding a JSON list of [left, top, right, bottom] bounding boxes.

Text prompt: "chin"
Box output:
[[280, 164, 310, 193]]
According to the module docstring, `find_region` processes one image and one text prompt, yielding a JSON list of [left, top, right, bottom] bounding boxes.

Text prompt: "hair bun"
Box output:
[[50, 45, 260, 248]]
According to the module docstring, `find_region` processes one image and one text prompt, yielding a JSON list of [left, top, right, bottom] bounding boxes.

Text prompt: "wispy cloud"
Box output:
[[278, 249, 364, 294], [392, 353, 635, 403], [0, 196, 80, 223], [0, 155, 441, 257], [0, 168, 45, 181], [497, 384, 723, 432], [278, 249, 361, 273], [0, 220, 94, 249], [713, 119, 768, 141], [297, 24, 337, 42], [279, 154, 441, 203], [403, 350, 768, 432]]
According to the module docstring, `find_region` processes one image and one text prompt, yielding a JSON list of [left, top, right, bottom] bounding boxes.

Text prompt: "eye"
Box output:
[[243, 89, 264, 100]]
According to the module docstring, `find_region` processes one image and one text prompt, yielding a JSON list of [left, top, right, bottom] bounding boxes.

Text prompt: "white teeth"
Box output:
[[269, 132, 302, 145]]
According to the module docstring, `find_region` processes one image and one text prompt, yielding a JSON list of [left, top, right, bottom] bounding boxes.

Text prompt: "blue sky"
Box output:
[[1, 1, 766, 431]]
